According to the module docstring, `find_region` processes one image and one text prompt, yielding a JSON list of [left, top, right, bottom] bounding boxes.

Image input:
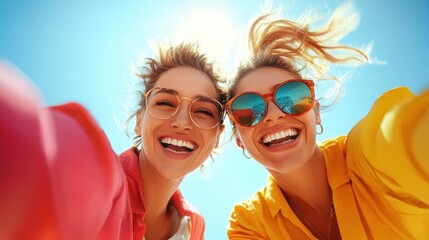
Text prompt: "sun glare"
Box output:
[[172, 9, 237, 69]]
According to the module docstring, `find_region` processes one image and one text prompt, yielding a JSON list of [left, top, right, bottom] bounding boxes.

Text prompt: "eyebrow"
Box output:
[[157, 88, 220, 106], [197, 96, 221, 108], [156, 88, 178, 95]]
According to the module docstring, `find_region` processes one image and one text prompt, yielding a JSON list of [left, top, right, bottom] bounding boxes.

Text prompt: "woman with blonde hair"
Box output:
[[226, 3, 428, 239]]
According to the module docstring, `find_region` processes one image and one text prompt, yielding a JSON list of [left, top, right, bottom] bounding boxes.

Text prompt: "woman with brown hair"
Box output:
[[0, 42, 226, 240]]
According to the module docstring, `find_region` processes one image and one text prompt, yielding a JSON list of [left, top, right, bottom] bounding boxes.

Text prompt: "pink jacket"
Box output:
[[0, 63, 204, 239], [120, 148, 205, 239]]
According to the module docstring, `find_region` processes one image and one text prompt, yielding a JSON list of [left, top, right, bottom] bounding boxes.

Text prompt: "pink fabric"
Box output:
[[0, 62, 133, 239], [0, 62, 204, 240], [120, 148, 205, 240], [1, 63, 62, 239]]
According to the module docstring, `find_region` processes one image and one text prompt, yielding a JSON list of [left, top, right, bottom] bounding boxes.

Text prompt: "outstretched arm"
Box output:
[[0, 62, 131, 239], [346, 86, 429, 238], [357, 87, 429, 203]]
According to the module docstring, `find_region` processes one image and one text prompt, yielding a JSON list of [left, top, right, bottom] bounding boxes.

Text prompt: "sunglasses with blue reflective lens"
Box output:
[[226, 79, 315, 127]]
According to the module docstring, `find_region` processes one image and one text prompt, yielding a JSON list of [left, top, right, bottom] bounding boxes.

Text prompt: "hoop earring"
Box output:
[[242, 147, 252, 159], [316, 123, 324, 135]]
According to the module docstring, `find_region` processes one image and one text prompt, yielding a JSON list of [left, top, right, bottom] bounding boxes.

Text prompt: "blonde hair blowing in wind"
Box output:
[[231, 2, 370, 110]]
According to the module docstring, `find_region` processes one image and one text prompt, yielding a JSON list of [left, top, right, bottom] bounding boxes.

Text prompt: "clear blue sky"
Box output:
[[1, 0, 428, 239]]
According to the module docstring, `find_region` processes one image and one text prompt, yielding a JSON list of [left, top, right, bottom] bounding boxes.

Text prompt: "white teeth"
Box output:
[[161, 137, 195, 150], [262, 129, 298, 144]]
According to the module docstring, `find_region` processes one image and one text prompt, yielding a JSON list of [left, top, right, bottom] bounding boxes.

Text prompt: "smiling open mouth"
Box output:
[[262, 128, 298, 146], [160, 137, 196, 153]]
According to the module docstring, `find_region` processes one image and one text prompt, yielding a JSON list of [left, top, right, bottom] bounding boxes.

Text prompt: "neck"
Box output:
[[269, 146, 331, 211], [269, 146, 340, 240], [138, 150, 183, 240], [138, 151, 182, 220]]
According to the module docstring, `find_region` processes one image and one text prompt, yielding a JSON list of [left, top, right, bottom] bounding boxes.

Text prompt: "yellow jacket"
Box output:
[[228, 87, 429, 239]]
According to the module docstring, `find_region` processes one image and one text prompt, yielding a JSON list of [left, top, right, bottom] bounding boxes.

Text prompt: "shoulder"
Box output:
[[319, 136, 347, 155], [236, 186, 268, 210], [231, 178, 277, 218], [228, 181, 276, 239], [119, 147, 139, 171], [172, 190, 203, 217]]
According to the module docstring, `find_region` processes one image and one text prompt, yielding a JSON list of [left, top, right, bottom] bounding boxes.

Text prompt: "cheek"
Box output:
[[203, 130, 219, 148], [140, 116, 150, 134], [141, 114, 162, 140], [301, 112, 318, 145]]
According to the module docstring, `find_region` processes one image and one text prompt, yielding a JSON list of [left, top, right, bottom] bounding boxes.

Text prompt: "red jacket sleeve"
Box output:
[[0, 62, 132, 239]]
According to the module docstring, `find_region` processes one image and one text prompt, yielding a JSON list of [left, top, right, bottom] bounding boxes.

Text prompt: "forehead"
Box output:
[[235, 67, 297, 94], [154, 66, 218, 99]]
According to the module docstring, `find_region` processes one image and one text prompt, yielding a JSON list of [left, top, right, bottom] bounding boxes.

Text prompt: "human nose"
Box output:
[[170, 100, 194, 130], [262, 98, 285, 124]]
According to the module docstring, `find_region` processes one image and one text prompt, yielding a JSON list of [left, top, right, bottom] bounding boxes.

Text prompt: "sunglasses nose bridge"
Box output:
[[261, 92, 277, 109], [263, 96, 287, 123], [261, 92, 281, 111]]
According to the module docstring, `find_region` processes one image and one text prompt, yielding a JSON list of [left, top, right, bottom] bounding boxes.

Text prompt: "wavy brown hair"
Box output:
[[127, 42, 227, 147]]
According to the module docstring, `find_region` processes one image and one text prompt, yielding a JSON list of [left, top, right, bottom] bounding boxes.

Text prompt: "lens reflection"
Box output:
[[275, 82, 312, 114], [231, 93, 265, 127]]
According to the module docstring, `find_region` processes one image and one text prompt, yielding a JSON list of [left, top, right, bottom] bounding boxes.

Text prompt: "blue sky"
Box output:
[[1, 0, 428, 239]]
